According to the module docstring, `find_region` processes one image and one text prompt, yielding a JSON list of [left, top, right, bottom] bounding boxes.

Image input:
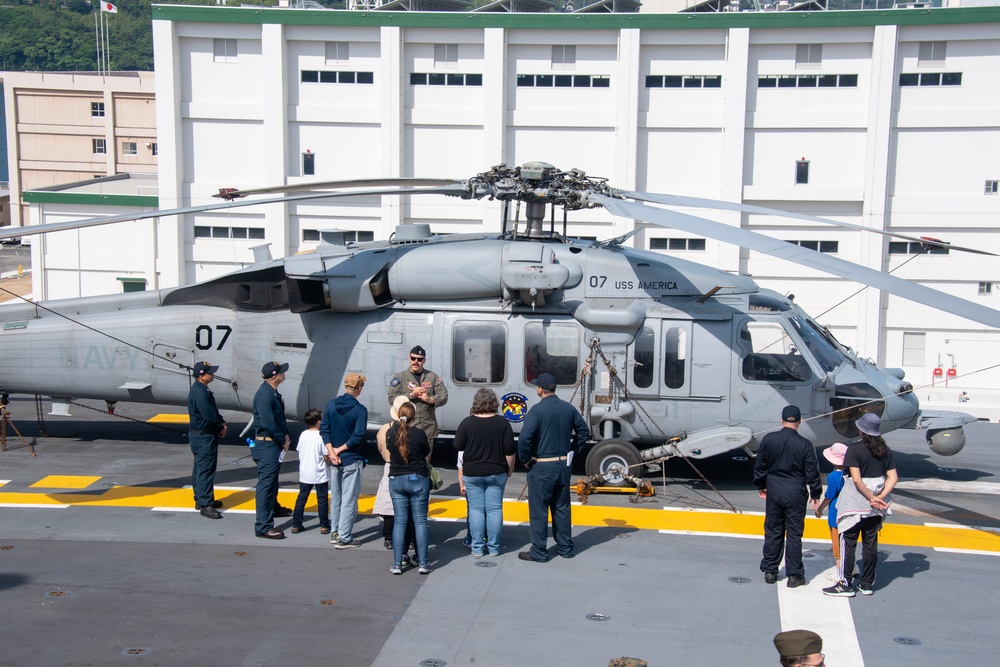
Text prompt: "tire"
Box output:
[[584, 439, 642, 488]]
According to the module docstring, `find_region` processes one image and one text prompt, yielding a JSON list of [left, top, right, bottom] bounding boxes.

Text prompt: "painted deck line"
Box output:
[[0, 503, 71, 509], [895, 479, 1000, 495], [2, 485, 998, 552], [934, 547, 1000, 556], [779, 564, 865, 666]]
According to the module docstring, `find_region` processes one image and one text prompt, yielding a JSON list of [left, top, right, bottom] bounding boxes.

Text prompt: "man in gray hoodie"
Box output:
[[321, 373, 369, 548]]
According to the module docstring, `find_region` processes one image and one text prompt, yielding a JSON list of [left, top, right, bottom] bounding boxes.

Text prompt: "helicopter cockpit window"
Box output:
[[739, 320, 813, 383], [633, 326, 655, 389], [524, 322, 580, 386], [788, 315, 844, 373], [664, 326, 687, 389], [452, 321, 507, 385]]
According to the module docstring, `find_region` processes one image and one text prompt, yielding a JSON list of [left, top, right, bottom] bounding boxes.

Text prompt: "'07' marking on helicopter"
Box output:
[[195, 325, 233, 351]]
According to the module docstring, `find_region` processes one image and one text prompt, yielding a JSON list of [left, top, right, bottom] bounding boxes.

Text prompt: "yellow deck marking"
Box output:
[[148, 414, 190, 424], [2, 477, 999, 553], [30, 475, 102, 489]]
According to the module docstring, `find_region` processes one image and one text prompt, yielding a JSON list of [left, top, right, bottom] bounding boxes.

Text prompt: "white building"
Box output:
[[29, 5, 1000, 398]]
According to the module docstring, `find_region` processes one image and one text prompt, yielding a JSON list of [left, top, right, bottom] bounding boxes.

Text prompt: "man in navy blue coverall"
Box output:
[[517, 373, 590, 563], [753, 405, 822, 587], [187, 361, 227, 519], [252, 361, 293, 539]]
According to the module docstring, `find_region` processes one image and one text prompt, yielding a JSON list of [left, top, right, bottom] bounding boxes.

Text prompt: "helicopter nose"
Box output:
[[828, 365, 919, 439]]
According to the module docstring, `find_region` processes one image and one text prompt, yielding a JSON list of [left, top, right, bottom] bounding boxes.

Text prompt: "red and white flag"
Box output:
[[101, 2, 118, 13]]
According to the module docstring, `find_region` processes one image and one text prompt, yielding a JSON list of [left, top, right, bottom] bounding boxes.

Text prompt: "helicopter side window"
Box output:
[[452, 321, 507, 385], [524, 322, 580, 386], [739, 320, 812, 383], [664, 326, 687, 389], [633, 326, 655, 389]]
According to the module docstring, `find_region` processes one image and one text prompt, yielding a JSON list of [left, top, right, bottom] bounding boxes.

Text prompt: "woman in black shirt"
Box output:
[[824, 412, 898, 597], [386, 401, 432, 575], [455, 388, 516, 557]]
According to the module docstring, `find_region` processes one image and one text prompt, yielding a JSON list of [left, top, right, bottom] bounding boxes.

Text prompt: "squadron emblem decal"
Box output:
[[501, 393, 528, 423]]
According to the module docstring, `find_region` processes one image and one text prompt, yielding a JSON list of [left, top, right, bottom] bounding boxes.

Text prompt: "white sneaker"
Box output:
[[389, 565, 402, 575]]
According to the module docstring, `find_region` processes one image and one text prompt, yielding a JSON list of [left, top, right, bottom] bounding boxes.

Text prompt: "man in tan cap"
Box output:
[[773, 629, 825, 667], [321, 372, 368, 548]]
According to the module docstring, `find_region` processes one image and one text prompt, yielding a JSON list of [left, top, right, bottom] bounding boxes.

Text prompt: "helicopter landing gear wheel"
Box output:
[[584, 439, 642, 488]]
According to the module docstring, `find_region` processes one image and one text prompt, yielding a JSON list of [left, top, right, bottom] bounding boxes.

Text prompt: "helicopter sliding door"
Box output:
[[443, 315, 584, 434]]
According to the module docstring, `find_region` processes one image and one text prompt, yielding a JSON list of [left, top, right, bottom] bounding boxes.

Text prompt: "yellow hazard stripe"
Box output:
[[148, 413, 190, 424], [2, 481, 998, 553]]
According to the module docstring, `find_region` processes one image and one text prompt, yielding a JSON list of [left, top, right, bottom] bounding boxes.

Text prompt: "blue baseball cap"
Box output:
[[532, 373, 557, 392]]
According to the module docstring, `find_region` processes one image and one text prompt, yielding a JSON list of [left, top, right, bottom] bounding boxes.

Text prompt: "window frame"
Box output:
[[452, 320, 509, 385]]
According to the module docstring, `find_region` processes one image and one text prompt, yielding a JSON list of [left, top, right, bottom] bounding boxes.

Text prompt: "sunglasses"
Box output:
[[410, 356, 425, 362]]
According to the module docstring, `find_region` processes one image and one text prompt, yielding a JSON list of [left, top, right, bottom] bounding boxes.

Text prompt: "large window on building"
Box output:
[[918, 41, 946, 67], [795, 44, 822, 69], [326, 41, 349, 64], [434, 44, 458, 68], [92, 139, 106, 155], [552, 45, 576, 69], [902, 332, 925, 366], [453, 321, 507, 384], [122, 141, 137, 156], [524, 322, 580, 386], [214, 38, 237, 63]]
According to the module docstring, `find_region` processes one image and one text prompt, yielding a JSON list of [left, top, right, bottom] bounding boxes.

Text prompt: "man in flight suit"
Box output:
[[753, 405, 822, 587], [517, 373, 590, 563], [388, 345, 448, 454], [251, 361, 292, 539], [187, 361, 227, 519]]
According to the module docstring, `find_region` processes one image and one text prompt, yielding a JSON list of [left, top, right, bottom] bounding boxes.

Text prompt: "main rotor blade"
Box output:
[[0, 185, 470, 242], [594, 194, 1000, 329], [620, 190, 997, 257], [215, 177, 463, 199]]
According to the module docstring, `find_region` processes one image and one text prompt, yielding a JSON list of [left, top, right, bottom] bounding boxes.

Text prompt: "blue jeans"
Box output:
[[329, 460, 363, 541], [292, 481, 330, 529], [464, 473, 507, 556], [389, 474, 430, 567]]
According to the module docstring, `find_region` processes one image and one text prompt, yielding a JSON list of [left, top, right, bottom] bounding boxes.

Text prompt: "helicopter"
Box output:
[[0, 161, 994, 484]]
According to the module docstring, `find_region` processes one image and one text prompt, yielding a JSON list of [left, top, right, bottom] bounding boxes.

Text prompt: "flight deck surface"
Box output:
[[1, 397, 997, 666]]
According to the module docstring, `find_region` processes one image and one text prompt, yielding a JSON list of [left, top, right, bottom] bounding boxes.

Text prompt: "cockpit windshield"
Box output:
[[788, 315, 845, 373]]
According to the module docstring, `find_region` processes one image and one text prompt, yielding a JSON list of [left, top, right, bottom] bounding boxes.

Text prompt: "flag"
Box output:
[[101, 2, 118, 13]]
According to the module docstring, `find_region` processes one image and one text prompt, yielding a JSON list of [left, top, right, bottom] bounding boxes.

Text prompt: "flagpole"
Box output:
[[94, 10, 101, 75], [103, 9, 110, 74]]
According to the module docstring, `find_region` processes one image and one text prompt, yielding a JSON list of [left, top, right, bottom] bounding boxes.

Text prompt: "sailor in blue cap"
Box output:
[[753, 405, 822, 588], [187, 361, 227, 519], [516, 373, 590, 563], [251, 361, 292, 539]]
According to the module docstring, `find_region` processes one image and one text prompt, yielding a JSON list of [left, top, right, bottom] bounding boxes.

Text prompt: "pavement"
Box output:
[[0, 396, 998, 666]]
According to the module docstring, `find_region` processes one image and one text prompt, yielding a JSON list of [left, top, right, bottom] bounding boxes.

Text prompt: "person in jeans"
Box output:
[[454, 388, 516, 557], [385, 401, 432, 575], [321, 372, 368, 549], [290, 408, 331, 535]]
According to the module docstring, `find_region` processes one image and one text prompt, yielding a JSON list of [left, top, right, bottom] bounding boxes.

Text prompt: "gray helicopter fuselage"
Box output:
[[0, 233, 949, 467]]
